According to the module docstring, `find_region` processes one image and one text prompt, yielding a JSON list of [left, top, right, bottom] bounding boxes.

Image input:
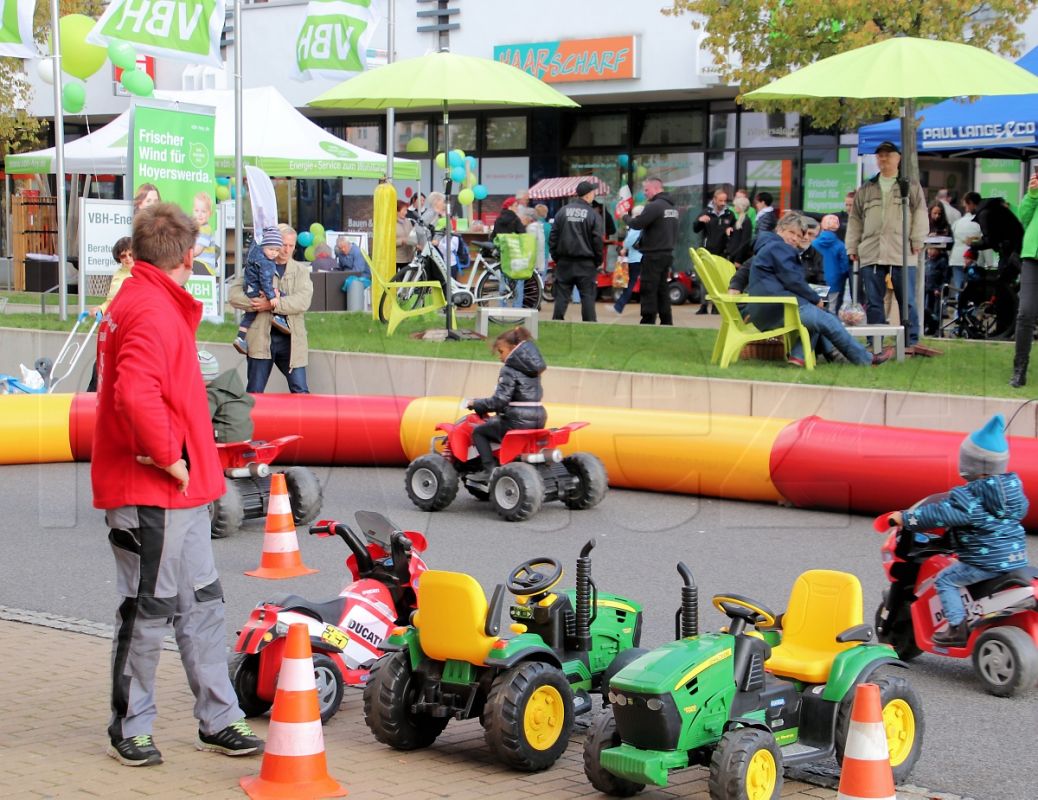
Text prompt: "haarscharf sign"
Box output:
[[494, 36, 638, 83]]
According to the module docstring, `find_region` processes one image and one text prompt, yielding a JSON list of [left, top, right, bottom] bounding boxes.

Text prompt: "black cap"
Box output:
[[875, 141, 900, 155], [575, 180, 597, 197]]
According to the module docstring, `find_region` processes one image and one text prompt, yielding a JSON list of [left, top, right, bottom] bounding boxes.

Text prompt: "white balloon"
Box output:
[[36, 59, 55, 85]]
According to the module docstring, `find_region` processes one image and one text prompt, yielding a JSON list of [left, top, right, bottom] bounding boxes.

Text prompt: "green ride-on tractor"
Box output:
[[363, 539, 645, 771], [584, 565, 924, 800]]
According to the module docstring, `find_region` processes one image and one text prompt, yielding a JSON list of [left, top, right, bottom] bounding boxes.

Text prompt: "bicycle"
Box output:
[[378, 227, 543, 326], [937, 263, 1017, 340]]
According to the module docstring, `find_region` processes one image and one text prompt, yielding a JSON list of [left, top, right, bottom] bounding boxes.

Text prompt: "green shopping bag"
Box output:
[[494, 233, 536, 279]]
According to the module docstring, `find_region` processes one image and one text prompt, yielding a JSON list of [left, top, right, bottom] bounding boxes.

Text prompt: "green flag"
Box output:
[[294, 0, 380, 81], [0, 0, 36, 58], [88, 0, 226, 67]]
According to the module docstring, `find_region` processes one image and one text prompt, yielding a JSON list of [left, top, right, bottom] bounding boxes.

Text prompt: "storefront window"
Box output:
[[637, 111, 705, 147], [344, 122, 381, 152], [486, 115, 527, 151], [395, 120, 430, 155], [706, 152, 736, 201], [435, 118, 477, 154], [565, 113, 628, 148], [628, 151, 705, 275], [740, 112, 800, 149], [802, 119, 838, 147], [709, 103, 737, 150]]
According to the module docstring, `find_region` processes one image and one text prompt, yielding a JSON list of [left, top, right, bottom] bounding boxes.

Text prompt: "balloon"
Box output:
[[36, 59, 56, 85], [297, 231, 313, 247], [404, 186, 414, 198], [463, 173, 477, 189], [230, 185, 237, 199], [465, 155, 477, 171], [405, 136, 428, 152], [635, 164, 648, 179], [309, 222, 325, 237], [473, 184, 489, 201], [304, 245, 315, 262], [216, 176, 230, 186], [617, 154, 630, 168], [121, 68, 154, 97], [59, 15, 108, 80], [61, 81, 85, 114], [635, 191, 646, 204], [215, 185, 231, 201], [434, 152, 446, 169], [457, 188, 475, 206], [450, 148, 466, 164], [107, 40, 137, 70], [449, 166, 466, 183], [313, 232, 325, 246]]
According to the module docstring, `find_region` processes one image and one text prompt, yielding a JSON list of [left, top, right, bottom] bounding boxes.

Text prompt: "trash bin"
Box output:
[[346, 279, 366, 311], [24, 253, 60, 293]]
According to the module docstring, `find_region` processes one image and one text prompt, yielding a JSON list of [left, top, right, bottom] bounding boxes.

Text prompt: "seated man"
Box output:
[[199, 350, 255, 443], [746, 212, 894, 367], [335, 234, 372, 289]]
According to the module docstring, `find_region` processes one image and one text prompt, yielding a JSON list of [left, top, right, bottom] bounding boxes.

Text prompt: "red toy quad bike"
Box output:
[[405, 413, 607, 522], [209, 434, 322, 538], [874, 500, 1038, 696], [231, 510, 428, 722]]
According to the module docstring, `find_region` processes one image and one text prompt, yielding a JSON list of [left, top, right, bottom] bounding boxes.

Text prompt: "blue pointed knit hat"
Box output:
[[959, 414, 1009, 479]]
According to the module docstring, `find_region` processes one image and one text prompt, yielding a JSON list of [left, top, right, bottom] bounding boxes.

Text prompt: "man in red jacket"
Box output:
[[93, 203, 263, 767]]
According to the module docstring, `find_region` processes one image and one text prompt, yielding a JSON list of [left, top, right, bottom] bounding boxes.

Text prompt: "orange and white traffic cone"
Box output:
[[240, 623, 347, 800], [837, 683, 896, 800], [245, 473, 318, 579]]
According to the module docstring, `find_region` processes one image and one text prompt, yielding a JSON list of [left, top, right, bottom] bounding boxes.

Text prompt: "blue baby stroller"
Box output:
[[0, 310, 102, 393]]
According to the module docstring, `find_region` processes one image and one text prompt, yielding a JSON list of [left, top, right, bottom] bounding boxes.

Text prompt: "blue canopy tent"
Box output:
[[858, 46, 1038, 154]]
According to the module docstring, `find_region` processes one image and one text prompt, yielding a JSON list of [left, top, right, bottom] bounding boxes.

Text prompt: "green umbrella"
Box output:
[[743, 36, 1038, 102], [744, 36, 1038, 335], [310, 51, 579, 338]]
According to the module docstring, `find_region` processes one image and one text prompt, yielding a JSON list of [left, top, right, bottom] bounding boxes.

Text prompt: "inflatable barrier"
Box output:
[[4, 393, 1036, 530]]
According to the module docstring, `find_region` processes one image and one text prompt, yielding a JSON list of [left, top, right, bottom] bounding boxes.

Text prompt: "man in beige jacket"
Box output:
[[228, 224, 313, 392], [845, 140, 928, 349]]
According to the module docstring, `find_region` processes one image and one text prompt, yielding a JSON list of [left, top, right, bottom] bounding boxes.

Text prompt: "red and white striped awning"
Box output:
[[528, 176, 611, 200]]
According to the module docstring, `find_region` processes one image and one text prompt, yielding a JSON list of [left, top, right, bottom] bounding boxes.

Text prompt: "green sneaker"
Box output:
[[196, 719, 264, 756], [107, 734, 163, 767]]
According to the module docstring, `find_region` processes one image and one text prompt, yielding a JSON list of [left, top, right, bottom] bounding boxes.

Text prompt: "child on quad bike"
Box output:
[[465, 326, 546, 484], [198, 349, 255, 443], [889, 414, 1030, 647]]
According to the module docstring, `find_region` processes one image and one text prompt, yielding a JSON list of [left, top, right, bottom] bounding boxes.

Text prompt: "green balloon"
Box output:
[[434, 152, 446, 169], [61, 81, 86, 114], [313, 232, 325, 246], [107, 40, 137, 71], [304, 245, 316, 262], [457, 188, 475, 206], [121, 68, 154, 97], [405, 136, 428, 153], [215, 185, 231, 201], [309, 222, 325, 237], [59, 15, 108, 80]]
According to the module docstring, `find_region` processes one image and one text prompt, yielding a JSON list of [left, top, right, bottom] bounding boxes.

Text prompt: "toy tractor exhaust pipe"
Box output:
[[574, 538, 598, 651], [675, 561, 698, 639]]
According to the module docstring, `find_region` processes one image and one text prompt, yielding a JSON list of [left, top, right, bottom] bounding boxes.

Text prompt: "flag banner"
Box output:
[[244, 165, 278, 235], [293, 0, 382, 81], [0, 0, 37, 58], [614, 184, 633, 219], [88, 0, 226, 67]]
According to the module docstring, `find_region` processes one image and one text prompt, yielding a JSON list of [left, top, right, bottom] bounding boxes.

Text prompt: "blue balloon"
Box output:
[[297, 231, 313, 247], [634, 191, 646, 204], [448, 151, 464, 168], [473, 184, 489, 200], [465, 155, 477, 171], [216, 176, 230, 186], [230, 185, 237, 199], [617, 154, 630, 168], [449, 166, 466, 183]]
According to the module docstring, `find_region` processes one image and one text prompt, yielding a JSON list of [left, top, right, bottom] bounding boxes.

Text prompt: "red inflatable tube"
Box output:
[[770, 416, 1038, 531], [68, 393, 414, 466]]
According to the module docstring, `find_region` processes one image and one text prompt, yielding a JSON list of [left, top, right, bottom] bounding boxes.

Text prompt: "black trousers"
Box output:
[[552, 259, 598, 322], [1015, 259, 1037, 370], [639, 252, 674, 325], [472, 416, 515, 470]]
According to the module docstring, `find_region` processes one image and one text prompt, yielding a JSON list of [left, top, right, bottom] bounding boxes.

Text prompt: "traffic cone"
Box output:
[[240, 623, 347, 799], [837, 683, 896, 800], [245, 473, 318, 579]]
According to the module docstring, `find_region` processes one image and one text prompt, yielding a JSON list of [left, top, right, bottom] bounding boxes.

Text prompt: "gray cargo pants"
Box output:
[[107, 504, 242, 741]]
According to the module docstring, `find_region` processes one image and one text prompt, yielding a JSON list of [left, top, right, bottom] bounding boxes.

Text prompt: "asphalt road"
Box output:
[[1, 461, 1034, 800]]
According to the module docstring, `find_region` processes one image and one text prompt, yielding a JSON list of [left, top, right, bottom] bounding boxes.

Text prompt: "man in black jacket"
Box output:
[[548, 181, 604, 321], [754, 192, 777, 235], [693, 187, 736, 255], [624, 176, 680, 325]]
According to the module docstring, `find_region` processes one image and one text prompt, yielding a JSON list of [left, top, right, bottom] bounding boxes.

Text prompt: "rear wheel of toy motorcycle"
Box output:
[[972, 626, 1038, 697], [874, 593, 921, 662], [229, 652, 272, 718], [312, 653, 345, 723]]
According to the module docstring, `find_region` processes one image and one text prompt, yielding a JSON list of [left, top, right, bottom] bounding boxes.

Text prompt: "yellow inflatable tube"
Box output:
[[0, 394, 75, 464], [400, 397, 789, 503]]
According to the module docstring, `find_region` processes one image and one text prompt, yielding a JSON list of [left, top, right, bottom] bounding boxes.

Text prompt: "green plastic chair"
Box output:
[[691, 248, 815, 370], [364, 250, 456, 336]]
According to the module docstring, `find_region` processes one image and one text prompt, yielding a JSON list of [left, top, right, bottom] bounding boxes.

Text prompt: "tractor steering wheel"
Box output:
[[712, 594, 777, 628], [506, 557, 564, 597]]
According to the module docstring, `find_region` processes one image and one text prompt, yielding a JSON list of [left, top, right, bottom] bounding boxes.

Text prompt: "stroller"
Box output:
[[0, 310, 102, 393], [938, 259, 1018, 340]]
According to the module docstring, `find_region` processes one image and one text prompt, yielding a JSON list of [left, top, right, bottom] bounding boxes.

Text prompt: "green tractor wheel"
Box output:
[[363, 651, 448, 750], [483, 661, 574, 771], [708, 727, 782, 800], [583, 712, 645, 797], [835, 674, 924, 784]]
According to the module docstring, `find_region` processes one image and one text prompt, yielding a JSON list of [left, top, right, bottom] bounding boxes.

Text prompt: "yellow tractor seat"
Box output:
[[413, 570, 502, 666], [765, 570, 865, 685]]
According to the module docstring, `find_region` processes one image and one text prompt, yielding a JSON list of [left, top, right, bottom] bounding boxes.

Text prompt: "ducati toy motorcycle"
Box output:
[[231, 511, 428, 722], [874, 499, 1038, 697]]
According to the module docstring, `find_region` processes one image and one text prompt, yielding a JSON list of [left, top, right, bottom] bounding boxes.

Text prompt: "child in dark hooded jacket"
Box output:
[[466, 327, 546, 482]]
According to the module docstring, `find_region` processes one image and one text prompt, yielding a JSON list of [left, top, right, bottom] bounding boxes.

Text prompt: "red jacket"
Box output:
[[91, 261, 223, 510]]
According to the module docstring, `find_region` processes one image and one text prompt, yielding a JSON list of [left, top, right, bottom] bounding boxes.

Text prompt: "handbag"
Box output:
[[612, 259, 630, 288]]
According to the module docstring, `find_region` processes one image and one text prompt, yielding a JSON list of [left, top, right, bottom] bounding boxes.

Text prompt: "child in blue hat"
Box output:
[[888, 414, 1030, 646]]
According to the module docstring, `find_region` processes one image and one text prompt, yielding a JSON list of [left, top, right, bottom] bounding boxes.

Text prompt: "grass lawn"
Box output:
[[2, 308, 1028, 400], [1, 291, 107, 307]]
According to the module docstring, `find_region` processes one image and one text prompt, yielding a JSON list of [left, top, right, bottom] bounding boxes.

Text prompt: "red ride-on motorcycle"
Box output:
[[874, 501, 1038, 696], [230, 511, 428, 722], [405, 413, 608, 522], [209, 434, 322, 539]]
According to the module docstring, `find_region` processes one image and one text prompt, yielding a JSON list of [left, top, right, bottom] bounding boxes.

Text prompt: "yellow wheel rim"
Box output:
[[523, 685, 565, 750], [746, 748, 777, 800], [882, 698, 916, 767]]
